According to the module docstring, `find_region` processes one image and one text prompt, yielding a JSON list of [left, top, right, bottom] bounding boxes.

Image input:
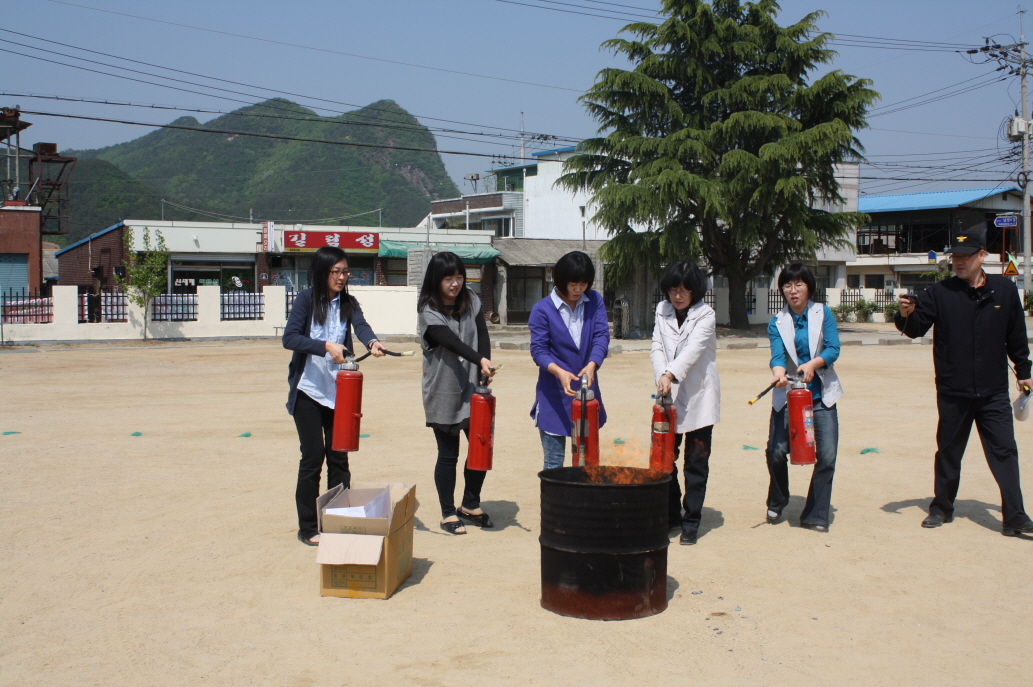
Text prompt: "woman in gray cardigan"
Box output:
[[418, 252, 494, 535]]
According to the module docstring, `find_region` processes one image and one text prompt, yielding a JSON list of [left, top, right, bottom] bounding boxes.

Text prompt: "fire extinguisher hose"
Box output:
[[747, 381, 777, 406], [351, 348, 416, 362]]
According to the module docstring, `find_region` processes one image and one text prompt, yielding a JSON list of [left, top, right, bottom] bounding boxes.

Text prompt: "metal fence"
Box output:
[[286, 289, 297, 319], [839, 289, 863, 308], [1, 289, 53, 324], [873, 290, 896, 311], [221, 292, 264, 320], [77, 288, 129, 323], [767, 288, 827, 313], [151, 294, 198, 321], [703, 290, 715, 308]]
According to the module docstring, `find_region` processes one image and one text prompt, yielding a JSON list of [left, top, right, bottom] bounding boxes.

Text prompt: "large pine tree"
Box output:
[[559, 0, 877, 329]]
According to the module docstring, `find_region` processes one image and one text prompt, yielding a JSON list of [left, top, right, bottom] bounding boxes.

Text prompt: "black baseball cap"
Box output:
[[945, 230, 986, 255]]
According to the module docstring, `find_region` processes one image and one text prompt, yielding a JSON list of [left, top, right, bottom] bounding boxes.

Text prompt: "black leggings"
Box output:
[[433, 428, 486, 518], [293, 391, 350, 538]]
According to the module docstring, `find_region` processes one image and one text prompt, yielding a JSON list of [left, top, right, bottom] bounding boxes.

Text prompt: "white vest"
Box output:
[[771, 301, 843, 410]]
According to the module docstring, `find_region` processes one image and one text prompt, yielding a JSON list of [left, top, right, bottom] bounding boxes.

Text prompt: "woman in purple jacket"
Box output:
[[529, 251, 610, 469]]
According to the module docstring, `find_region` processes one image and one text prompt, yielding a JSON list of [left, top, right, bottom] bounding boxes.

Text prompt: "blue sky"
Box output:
[[0, 0, 1025, 201]]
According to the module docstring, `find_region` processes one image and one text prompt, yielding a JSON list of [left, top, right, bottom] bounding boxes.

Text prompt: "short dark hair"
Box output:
[[418, 251, 471, 315], [308, 246, 351, 325], [777, 263, 817, 301], [553, 251, 595, 297], [659, 260, 707, 307]]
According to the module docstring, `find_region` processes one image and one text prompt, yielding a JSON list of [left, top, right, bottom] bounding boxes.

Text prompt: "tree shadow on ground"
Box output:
[[882, 497, 1006, 533]]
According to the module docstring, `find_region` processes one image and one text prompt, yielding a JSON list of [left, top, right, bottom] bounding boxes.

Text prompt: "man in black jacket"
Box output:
[[896, 229, 1033, 536]]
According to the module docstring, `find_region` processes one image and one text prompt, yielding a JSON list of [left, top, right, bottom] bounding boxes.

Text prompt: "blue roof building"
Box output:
[[850, 186, 1022, 291]]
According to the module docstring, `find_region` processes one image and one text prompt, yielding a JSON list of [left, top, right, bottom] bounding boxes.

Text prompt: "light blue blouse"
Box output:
[[296, 295, 349, 409]]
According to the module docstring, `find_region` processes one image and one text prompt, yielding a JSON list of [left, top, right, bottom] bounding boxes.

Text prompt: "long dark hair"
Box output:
[[418, 251, 471, 316], [308, 246, 352, 325]]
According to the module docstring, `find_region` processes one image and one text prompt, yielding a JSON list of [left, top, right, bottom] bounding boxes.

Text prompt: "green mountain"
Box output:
[[62, 98, 459, 245], [65, 158, 165, 243]]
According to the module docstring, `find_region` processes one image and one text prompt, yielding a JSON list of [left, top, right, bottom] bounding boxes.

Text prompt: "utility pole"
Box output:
[[975, 21, 1033, 292], [1023, 11, 1032, 294], [520, 112, 525, 163]]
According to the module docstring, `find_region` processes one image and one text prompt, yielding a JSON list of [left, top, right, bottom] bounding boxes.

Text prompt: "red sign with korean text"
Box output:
[[283, 230, 380, 253]]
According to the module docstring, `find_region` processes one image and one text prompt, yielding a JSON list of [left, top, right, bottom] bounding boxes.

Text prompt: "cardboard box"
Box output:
[[316, 482, 417, 599]]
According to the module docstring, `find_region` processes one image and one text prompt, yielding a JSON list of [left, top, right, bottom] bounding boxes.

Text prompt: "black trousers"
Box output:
[[931, 391, 1028, 526], [293, 391, 350, 538], [433, 428, 486, 518], [668, 425, 714, 533]]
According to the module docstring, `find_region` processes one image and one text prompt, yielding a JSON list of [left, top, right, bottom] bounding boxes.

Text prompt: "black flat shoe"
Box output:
[[440, 519, 467, 535], [679, 529, 698, 545], [922, 513, 953, 528], [457, 507, 494, 528], [766, 507, 783, 524], [298, 531, 320, 546], [1002, 520, 1033, 536], [801, 522, 829, 533]]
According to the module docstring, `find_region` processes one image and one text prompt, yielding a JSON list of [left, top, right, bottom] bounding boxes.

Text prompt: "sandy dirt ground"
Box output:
[[2, 339, 1032, 686]]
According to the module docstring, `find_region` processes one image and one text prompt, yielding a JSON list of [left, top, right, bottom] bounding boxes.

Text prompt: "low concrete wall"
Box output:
[[1, 284, 419, 344]]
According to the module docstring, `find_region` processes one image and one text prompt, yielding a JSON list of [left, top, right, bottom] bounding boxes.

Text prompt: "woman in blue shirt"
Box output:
[[528, 251, 610, 469], [764, 263, 843, 532], [282, 246, 386, 546]]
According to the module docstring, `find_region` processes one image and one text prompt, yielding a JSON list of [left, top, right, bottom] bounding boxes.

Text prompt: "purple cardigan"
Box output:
[[528, 289, 610, 436]]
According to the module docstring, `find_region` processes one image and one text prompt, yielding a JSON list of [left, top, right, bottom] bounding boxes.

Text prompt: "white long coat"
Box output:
[[650, 299, 721, 433]]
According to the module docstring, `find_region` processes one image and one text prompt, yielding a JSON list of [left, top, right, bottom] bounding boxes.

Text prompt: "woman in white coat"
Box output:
[[651, 260, 720, 545]]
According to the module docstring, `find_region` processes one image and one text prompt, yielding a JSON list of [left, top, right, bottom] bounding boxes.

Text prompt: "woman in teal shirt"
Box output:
[[764, 263, 843, 532]]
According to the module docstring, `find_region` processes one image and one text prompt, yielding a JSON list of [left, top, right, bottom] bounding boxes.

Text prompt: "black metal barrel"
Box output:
[[539, 465, 671, 620]]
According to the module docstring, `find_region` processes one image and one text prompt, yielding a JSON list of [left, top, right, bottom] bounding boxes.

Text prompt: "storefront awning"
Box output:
[[491, 238, 608, 266], [378, 240, 500, 264]]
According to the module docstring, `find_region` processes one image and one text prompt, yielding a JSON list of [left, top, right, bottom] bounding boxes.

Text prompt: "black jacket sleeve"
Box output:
[[282, 290, 326, 357], [1006, 288, 1032, 380], [476, 311, 491, 361], [894, 286, 937, 339], [424, 325, 485, 365]]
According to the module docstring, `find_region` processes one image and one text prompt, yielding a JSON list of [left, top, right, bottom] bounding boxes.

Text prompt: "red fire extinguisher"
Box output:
[[331, 359, 363, 452], [649, 391, 678, 473], [571, 374, 600, 467], [787, 375, 816, 466], [467, 376, 496, 471]]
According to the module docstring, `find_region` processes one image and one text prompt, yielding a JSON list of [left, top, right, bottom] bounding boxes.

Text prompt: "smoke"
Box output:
[[599, 426, 649, 469]]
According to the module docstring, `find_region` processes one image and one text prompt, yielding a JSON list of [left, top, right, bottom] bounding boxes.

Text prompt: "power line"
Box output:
[[159, 199, 384, 225], [0, 91, 576, 148], [16, 109, 545, 161], [0, 27, 577, 138], [43, 0, 582, 93]]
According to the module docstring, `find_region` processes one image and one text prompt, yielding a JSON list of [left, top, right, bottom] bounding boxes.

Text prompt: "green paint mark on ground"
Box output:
[[613, 438, 626, 445], [3, 431, 21, 435], [360, 434, 371, 438], [860, 447, 880, 454], [130, 432, 142, 436], [743, 445, 760, 451], [238, 432, 251, 437]]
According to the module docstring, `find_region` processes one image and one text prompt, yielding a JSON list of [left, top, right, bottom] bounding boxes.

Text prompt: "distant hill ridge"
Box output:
[[61, 98, 459, 245]]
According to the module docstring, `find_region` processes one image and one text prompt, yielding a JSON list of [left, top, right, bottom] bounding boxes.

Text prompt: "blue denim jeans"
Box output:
[[540, 430, 569, 470], [765, 400, 839, 527]]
